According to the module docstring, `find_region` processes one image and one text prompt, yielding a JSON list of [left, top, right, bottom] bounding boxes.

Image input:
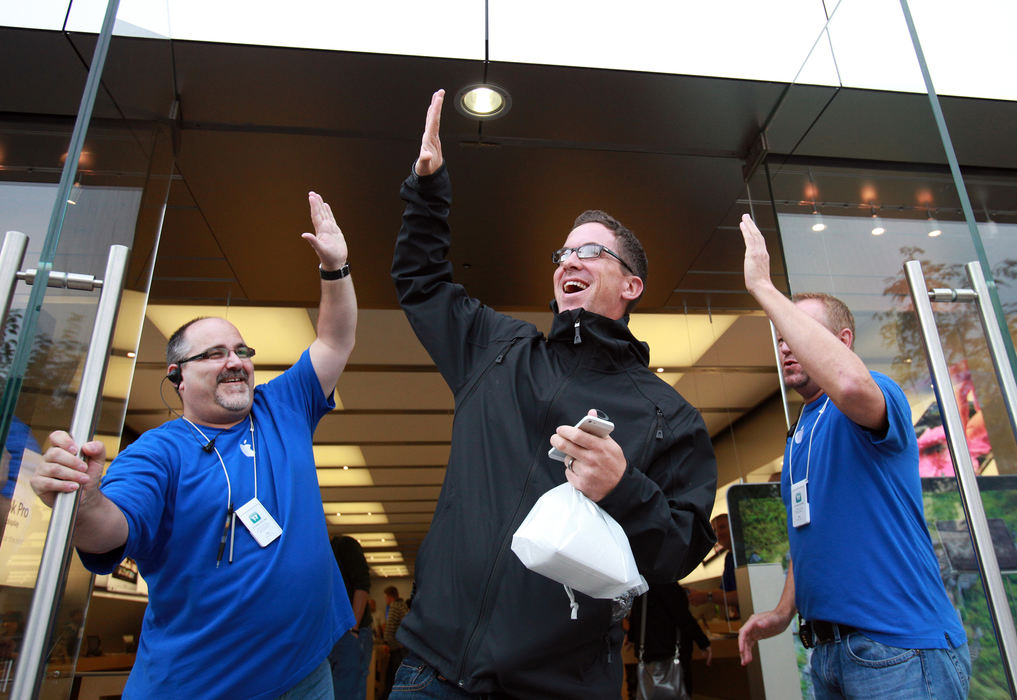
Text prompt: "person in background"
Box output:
[[329, 535, 373, 700], [735, 214, 969, 698], [629, 583, 712, 697], [688, 513, 739, 619], [382, 585, 409, 699]]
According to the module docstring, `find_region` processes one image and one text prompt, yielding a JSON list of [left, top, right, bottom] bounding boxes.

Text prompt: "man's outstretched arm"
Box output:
[[304, 191, 358, 396], [739, 214, 885, 429], [31, 431, 128, 554]]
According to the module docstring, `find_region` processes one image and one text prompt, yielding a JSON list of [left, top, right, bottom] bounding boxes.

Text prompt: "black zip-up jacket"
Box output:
[[392, 164, 717, 698]]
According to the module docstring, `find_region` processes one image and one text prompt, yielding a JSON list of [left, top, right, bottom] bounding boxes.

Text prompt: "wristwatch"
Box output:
[[319, 262, 350, 280]]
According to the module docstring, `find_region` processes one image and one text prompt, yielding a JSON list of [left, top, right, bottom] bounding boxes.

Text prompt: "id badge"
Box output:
[[235, 497, 282, 547], [791, 480, 811, 528]]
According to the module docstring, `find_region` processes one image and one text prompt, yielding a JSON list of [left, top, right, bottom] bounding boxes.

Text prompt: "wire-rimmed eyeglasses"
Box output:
[[178, 345, 256, 366], [551, 243, 634, 275]]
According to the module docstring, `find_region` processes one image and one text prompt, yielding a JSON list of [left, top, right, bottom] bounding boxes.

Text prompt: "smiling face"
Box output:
[[170, 318, 255, 427], [553, 222, 643, 320]]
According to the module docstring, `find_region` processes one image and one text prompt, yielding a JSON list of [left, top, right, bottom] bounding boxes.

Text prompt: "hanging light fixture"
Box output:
[[456, 83, 511, 120], [927, 209, 942, 238], [805, 169, 825, 231], [983, 206, 1000, 236], [869, 206, 885, 236], [810, 205, 826, 232], [455, 0, 512, 121], [67, 178, 82, 205]]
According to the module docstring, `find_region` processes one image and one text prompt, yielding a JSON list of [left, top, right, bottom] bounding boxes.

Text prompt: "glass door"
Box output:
[[749, 1, 1017, 696], [0, 1, 174, 697]]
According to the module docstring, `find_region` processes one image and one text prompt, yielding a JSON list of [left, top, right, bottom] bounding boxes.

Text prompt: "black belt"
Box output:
[[799, 619, 859, 648]]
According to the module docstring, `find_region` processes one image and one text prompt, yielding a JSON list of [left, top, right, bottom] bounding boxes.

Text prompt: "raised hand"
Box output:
[[414, 89, 445, 177], [739, 214, 774, 296], [302, 191, 348, 271]]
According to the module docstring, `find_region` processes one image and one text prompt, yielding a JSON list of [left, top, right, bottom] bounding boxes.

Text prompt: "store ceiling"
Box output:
[[3, 26, 1016, 578]]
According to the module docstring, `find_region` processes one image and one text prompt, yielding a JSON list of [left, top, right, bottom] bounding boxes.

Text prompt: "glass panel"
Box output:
[[0, 1, 174, 696], [755, 1, 1017, 696]]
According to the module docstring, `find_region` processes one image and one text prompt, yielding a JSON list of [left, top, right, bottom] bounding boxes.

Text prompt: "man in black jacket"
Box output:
[[388, 90, 717, 699]]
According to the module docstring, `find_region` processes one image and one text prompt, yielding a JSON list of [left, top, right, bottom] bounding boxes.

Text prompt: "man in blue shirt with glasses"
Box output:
[[33, 192, 358, 700]]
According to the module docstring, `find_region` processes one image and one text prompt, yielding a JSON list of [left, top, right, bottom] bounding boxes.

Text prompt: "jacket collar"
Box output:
[[548, 302, 651, 367]]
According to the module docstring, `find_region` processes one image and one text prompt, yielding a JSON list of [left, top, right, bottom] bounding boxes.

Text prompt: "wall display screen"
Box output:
[[727, 476, 1017, 699]]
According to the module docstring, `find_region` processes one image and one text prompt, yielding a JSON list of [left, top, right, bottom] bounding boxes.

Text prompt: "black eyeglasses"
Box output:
[[552, 243, 634, 275], [178, 345, 256, 366]]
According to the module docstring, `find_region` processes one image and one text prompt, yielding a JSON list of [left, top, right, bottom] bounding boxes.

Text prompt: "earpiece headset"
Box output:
[[167, 365, 182, 386]]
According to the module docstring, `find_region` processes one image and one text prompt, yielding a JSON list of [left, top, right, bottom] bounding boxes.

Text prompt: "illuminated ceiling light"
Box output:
[[925, 208, 942, 237], [67, 180, 81, 205], [455, 1, 511, 122], [806, 170, 825, 232], [869, 206, 885, 236], [455, 83, 512, 120], [348, 532, 398, 548], [810, 206, 826, 232], [656, 367, 664, 373], [126, 351, 137, 358]]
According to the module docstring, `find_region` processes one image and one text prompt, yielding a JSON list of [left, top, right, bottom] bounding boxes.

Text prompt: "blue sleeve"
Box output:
[[79, 436, 177, 574], [870, 371, 913, 453], [258, 349, 335, 425]]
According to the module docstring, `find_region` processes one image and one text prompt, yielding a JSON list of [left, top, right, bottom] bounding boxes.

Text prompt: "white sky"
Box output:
[[4, 0, 1016, 101]]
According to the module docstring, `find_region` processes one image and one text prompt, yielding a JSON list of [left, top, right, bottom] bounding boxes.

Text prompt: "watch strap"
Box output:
[[319, 263, 350, 280]]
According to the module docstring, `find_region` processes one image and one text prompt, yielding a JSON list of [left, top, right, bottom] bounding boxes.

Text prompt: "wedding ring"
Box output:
[[566, 456, 576, 472]]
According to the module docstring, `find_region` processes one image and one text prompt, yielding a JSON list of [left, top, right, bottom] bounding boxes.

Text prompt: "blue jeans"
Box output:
[[276, 660, 334, 700], [810, 631, 970, 699], [330, 629, 373, 700], [388, 653, 477, 699]]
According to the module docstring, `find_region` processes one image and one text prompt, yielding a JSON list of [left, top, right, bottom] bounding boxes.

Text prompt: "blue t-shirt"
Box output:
[[782, 371, 965, 649], [80, 350, 354, 699]]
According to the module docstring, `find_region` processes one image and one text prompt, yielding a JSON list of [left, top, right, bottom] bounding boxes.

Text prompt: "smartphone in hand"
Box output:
[[548, 415, 615, 461]]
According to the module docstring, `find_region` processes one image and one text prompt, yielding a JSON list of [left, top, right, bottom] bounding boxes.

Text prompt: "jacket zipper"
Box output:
[[453, 335, 535, 686], [454, 340, 584, 687], [655, 407, 664, 440], [457, 337, 522, 410], [495, 337, 520, 364]]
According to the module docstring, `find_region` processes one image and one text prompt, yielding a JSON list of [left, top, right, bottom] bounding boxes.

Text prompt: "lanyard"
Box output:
[[183, 415, 258, 565], [788, 396, 830, 486]]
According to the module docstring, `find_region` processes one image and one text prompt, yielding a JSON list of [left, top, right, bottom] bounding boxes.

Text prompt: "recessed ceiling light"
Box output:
[[455, 83, 512, 120]]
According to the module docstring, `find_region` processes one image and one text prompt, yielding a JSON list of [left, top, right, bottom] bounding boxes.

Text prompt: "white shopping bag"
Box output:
[[511, 483, 648, 602]]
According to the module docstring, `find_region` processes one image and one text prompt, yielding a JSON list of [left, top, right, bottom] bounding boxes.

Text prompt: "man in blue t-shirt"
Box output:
[[32, 192, 358, 700], [735, 215, 969, 698]]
